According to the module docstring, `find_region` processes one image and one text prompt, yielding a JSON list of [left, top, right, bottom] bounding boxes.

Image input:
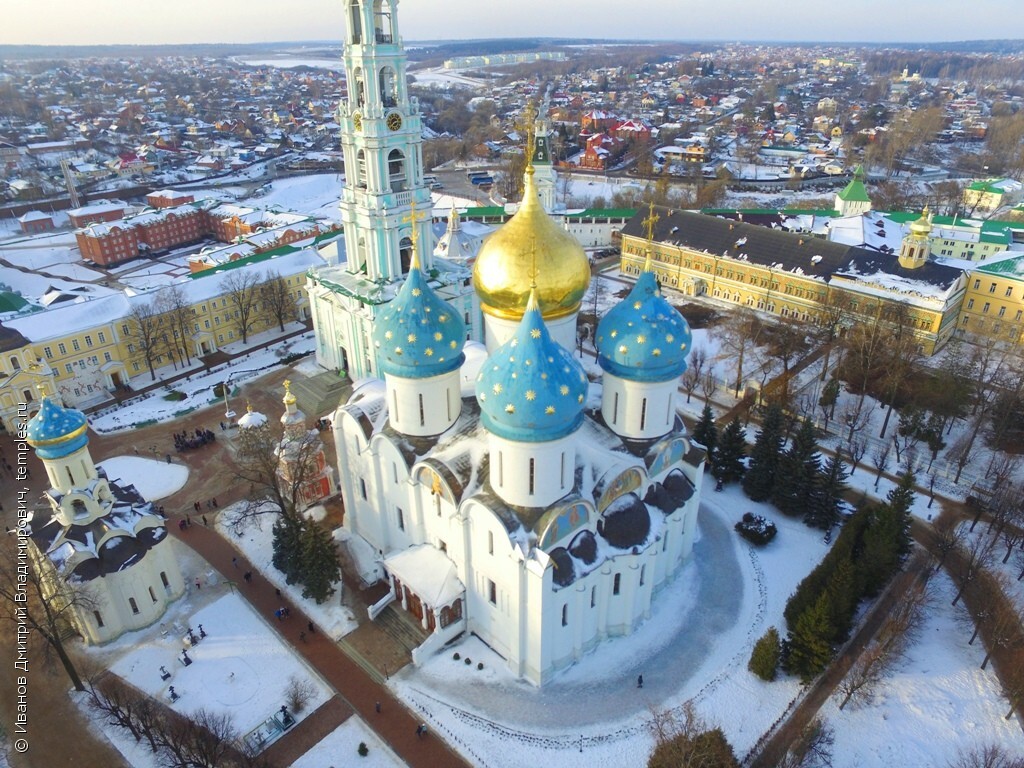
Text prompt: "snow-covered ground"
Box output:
[[822, 571, 1024, 767], [253, 173, 345, 218], [216, 503, 358, 641], [108, 592, 331, 738], [389, 490, 826, 766], [89, 327, 314, 432], [97, 455, 189, 500], [291, 716, 406, 768]]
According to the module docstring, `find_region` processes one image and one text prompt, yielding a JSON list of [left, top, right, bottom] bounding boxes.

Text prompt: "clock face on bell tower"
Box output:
[[386, 112, 403, 131]]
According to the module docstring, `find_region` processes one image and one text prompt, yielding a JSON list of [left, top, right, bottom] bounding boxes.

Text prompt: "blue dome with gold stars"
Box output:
[[476, 288, 588, 442], [596, 267, 691, 383], [25, 396, 90, 460], [372, 262, 466, 379]]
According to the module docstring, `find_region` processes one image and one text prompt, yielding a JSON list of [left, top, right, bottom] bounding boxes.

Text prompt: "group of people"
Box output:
[[174, 428, 216, 453]]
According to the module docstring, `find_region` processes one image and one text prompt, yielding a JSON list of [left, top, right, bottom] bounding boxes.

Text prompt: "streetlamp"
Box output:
[[223, 374, 236, 420]]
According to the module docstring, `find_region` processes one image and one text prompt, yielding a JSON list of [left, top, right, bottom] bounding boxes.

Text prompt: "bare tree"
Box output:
[[933, 516, 967, 569], [714, 308, 762, 394], [259, 270, 296, 332], [155, 283, 195, 367], [871, 431, 892, 489], [0, 534, 95, 691], [125, 299, 165, 381], [778, 717, 835, 768], [701, 368, 719, 403], [837, 576, 930, 710], [947, 743, 1024, 768], [951, 533, 996, 607], [846, 435, 868, 474], [681, 345, 707, 404], [221, 270, 263, 345]]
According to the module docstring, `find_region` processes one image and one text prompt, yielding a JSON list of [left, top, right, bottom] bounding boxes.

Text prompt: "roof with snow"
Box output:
[[626, 207, 965, 298], [382, 544, 464, 607]]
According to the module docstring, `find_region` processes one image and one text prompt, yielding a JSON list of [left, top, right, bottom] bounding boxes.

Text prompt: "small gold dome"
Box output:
[[472, 170, 590, 320], [910, 207, 931, 238]]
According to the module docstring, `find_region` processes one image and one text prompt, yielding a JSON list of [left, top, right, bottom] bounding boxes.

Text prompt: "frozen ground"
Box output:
[[97, 455, 189, 500], [291, 716, 406, 768], [216, 503, 358, 641], [822, 571, 1024, 767], [108, 592, 331, 737], [254, 173, 345, 219]]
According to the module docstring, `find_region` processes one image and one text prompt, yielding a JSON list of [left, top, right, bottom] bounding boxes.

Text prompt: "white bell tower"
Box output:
[[339, 0, 433, 282]]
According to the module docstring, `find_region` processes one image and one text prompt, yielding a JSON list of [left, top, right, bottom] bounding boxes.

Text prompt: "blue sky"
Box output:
[[4, 0, 1022, 46]]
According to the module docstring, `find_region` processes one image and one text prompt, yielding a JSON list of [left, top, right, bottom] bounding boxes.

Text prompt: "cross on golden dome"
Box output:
[[402, 199, 427, 270], [522, 100, 538, 175], [642, 201, 660, 271]]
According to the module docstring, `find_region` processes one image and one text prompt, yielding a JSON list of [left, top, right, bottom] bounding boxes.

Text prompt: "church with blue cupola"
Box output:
[[22, 393, 185, 644], [332, 159, 706, 683]]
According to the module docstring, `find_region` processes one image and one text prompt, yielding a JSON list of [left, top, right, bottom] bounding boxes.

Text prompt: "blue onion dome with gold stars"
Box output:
[[596, 257, 692, 383], [476, 287, 588, 442], [25, 395, 90, 460], [372, 246, 465, 379]]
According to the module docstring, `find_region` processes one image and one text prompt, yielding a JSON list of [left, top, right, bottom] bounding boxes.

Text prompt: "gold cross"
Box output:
[[522, 101, 537, 169], [402, 199, 427, 269], [642, 201, 660, 244], [35, 381, 50, 399], [528, 237, 539, 287]]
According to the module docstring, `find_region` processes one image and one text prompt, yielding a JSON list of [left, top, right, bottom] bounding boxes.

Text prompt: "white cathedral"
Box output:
[[310, 0, 706, 685]]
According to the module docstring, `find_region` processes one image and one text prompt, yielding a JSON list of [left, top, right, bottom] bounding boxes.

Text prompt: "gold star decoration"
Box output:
[[385, 331, 393, 340], [412, 288, 422, 297], [525, 390, 537, 401], [449, 340, 458, 348], [619, 345, 628, 354], [636, 334, 646, 344], [493, 383, 503, 394], [634, 301, 642, 310], [610, 330, 618, 338], [434, 332, 443, 341], [395, 346, 403, 355], [530, 328, 541, 339], [425, 348, 434, 356], [407, 333, 417, 343], [439, 314, 448, 322], [653, 348, 662, 357], [577, 394, 584, 403], [545, 405, 556, 414], [666, 334, 674, 343], [505, 403, 515, 413], [560, 385, 569, 396]]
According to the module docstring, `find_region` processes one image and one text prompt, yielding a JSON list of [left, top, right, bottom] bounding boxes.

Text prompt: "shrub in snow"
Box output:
[[358, 741, 369, 757], [464, 657, 472, 665], [453, 652, 460, 660], [734, 513, 777, 546], [748, 627, 781, 681], [163, 390, 186, 401], [477, 662, 484, 670], [285, 675, 316, 713]]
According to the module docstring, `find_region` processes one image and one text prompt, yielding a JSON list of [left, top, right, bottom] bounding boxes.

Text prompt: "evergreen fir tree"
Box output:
[[713, 417, 747, 483], [885, 470, 916, 556], [271, 515, 305, 584], [805, 454, 849, 531], [859, 502, 902, 597], [748, 626, 781, 681], [772, 418, 821, 517], [693, 403, 718, 461], [742, 403, 785, 501], [785, 591, 835, 682], [823, 554, 860, 643], [298, 522, 342, 604]]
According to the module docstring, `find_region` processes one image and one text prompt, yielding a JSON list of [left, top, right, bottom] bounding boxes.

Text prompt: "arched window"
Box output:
[[399, 236, 413, 274], [129, 597, 139, 615], [352, 67, 366, 108], [355, 149, 367, 188], [387, 149, 405, 193], [379, 66, 397, 107], [9, 356, 20, 371], [348, 0, 362, 44], [373, 0, 393, 43]]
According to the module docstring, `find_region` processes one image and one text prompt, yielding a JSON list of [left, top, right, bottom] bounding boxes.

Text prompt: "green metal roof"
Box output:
[[0, 292, 28, 313], [968, 181, 1004, 194], [837, 175, 871, 203], [189, 230, 342, 280], [976, 253, 1024, 279], [564, 208, 637, 219]]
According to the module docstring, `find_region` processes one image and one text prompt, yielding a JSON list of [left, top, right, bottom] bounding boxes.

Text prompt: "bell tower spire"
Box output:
[[339, 0, 432, 282]]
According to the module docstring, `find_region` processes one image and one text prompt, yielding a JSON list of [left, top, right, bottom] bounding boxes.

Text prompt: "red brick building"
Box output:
[[579, 132, 626, 170], [146, 190, 196, 209], [76, 222, 139, 266], [67, 202, 126, 229], [18, 211, 54, 234]]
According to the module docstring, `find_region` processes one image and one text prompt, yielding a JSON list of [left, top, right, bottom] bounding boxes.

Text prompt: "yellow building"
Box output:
[[0, 244, 330, 432], [958, 252, 1024, 343], [620, 207, 967, 357]]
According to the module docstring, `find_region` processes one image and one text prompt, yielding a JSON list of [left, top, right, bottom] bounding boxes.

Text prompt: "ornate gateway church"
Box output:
[[312, 1, 706, 685]]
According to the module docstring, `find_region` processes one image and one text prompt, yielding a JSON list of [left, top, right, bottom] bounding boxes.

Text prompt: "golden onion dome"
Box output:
[[472, 169, 590, 320], [909, 207, 931, 238]]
